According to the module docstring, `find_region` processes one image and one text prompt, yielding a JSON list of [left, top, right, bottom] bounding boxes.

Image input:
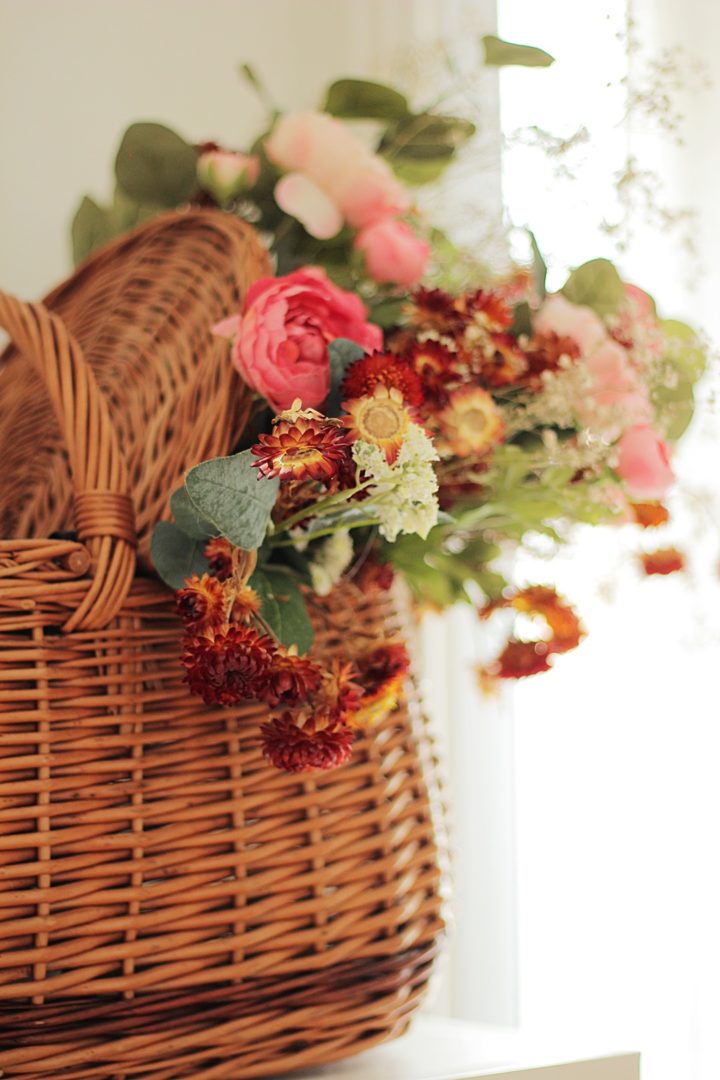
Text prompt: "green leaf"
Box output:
[[71, 196, 113, 265], [170, 487, 218, 540], [529, 230, 547, 300], [482, 34, 555, 68], [249, 568, 314, 653], [661, 319, 706, 382], [323, 78, 410, 120], [115, 122, 198, 207], [325, 338, 366, 416], [369, 296, 408, 329], [390, 156, 452, 186], [382, 114, 475, 162], [652, 369, 696, 440], [510, 301, 532, 338], [150, 521, 209, 589], [185, 450, 279, 550], [562, 258, 625, 317]]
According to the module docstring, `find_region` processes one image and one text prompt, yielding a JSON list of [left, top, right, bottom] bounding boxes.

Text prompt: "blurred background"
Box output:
[[2, 2, 719, 1077]]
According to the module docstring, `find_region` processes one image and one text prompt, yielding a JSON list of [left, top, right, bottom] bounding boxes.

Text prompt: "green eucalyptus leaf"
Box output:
[[652, 370, 696, 440], [71, 196, 113, 264], [249, 568, 314, 653], [170, 487, 218, 540], [510, 301, 532, 338], [390, 156, 451, 186], [185, 450, 279, 550], [382, 113, 475, 162], [115, 122, 198, 207], [661, 319, 706, 382], [562, 258, 625, 317], [323, 78, 410, 120], [325, 337, 366, 416], [150, 521, 210, 590], [529, 230, 547, 300], [368, 296, 408, 329], [482, 34, 555, 68]]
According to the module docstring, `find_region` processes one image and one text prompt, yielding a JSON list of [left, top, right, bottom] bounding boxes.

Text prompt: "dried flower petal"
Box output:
[[641, 548, 685, 576], [631, 502, 670, 529], [263, 651, 324, 707]]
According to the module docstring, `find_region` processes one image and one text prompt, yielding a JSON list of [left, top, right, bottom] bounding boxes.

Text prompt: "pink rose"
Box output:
[[265, 111, 409, 237], [616, 424, 675, 500], [196, 150, 259, 204], [535, 294, 606, 355], [214, 267, 382, 412], [578, 340, 652, 433], [354, 219, 430, 286]]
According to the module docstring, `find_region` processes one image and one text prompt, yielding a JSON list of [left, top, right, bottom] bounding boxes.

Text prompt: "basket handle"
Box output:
[[0, 289, 137, 631]]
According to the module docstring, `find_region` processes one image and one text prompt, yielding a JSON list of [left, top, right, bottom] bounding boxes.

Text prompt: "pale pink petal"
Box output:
[[212, 314, 241, 338], [274, 174, 343, 240]]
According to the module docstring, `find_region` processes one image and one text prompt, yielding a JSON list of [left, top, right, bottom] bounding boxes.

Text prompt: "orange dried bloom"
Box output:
[[291, 659, 363, 732], [341, 351, 424, 407], [461, 288, 513, 332], [231, 583, 261, 623], [261, 715, 354, 773], [641, 548, 685, 576], [631, 502, 670, 529], [182, 624, 276, 706], [343, 385, 413, 463], [252, 414, 351, 482], [410, 286, 464, 332], [487, 640, 553, 679], [176, 573, 228, 632], [436, 385, 505, 458], [205, 537, 234, 581]]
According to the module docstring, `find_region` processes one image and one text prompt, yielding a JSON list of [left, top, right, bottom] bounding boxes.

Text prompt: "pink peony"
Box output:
[[354, 219, 430, 286], [265, 111, 409, 237], [534, 294, 606, 355], [214, 268, 382, 411], [196, 150, 259, 203], [616, 424, 675, 500]]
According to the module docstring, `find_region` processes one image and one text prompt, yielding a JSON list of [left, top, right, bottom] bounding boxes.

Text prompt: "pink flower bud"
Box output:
[[197, 150, 260, 204], [354, 219, 430, 287]]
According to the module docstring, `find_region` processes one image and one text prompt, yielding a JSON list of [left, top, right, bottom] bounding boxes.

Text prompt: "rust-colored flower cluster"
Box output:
[[477, 586, 585, 683], [177, 543, 410, 773]]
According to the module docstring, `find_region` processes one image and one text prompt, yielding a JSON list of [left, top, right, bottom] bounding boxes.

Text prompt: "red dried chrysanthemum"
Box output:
[[351, 641, 410, 728], [261, 714, 355, 773], [410, 286, 464, 332], [252, 415, 352, 482], [182, 624, 276, 706], [292, 659, 363, 730], [231, 584, 262, 623], [263, 650, 324, 707], [641, 548, 685, 576], [523, 332, 580, 385], [461, 288, 513, 332], [205, 537, 234, 581], [356, 642, 410, 695], [341, 351, 424, 407], [481, 586, 584, 656], [471, 332, 528, 388], [403, 339, 462, 406], [176, 573, 228, 632], [631, 502, 670, 529]]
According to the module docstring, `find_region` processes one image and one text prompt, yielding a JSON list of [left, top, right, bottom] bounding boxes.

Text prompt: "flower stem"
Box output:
[[273, 480, 374, 534]]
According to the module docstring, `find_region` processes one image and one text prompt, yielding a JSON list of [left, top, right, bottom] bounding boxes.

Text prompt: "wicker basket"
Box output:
[[0, 213, 446, 1078]]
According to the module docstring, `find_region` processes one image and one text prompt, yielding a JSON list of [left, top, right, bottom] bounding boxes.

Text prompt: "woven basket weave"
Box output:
[[0, 212, 446, 1078]]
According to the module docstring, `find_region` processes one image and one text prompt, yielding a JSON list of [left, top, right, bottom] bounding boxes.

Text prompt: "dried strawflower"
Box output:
[[631, 501, 670, 528], [252, 413, 351, 482], [344, 385, 413, 464], [182, 624, 276, 706], [641, 548, 685, 575], [341, 351, 424, 407], [436, 385, 505, 458], [261, 714, 355, 773], [264, 650, 324, 707], [176, 573, 228, 632], [205, 537, 234, 581]]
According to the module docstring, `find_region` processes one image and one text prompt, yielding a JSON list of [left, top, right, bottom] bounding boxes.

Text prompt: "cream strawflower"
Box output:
[[309, 529, 354, 596]]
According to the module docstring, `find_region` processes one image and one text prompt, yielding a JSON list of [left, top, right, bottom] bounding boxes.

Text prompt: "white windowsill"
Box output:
[[285, 1017, 640, 1080]]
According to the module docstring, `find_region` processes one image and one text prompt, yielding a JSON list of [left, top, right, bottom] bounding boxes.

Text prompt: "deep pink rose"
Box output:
[[354, 219, 430, 286], [616, 424, 675, 500], [215, 268, 382, 411]]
